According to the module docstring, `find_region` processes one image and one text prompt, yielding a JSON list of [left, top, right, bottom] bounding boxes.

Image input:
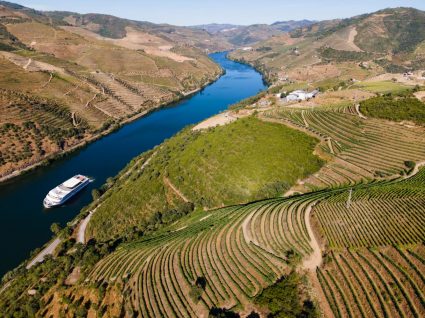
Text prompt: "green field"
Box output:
[[353, 81, 411, 94], [87, 117, 324, 241]]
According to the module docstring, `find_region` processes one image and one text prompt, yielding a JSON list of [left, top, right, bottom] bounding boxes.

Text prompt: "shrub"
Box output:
[[255, 272, 318, 318], [360, 94, 425, 125], [209, 308, 240, 318], [319, 47, 373, 62]]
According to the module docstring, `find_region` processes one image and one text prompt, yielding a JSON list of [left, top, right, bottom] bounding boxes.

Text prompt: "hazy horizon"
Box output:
[[6, 0, 425, 26]]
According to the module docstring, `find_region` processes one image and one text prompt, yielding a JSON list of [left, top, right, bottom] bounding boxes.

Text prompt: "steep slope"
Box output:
[[2, 5, 425, 318], [1, 70, 425, 318], [47, 13, 315, 51], [86, 117, 324, 242], [0, 1, 222, 179], [230, 7, 425, 83], [44, 11, 233, 52]]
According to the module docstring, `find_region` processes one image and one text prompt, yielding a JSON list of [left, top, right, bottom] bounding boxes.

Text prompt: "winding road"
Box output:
[[26, 238, 61, 269], [77, 211, 94, 244]]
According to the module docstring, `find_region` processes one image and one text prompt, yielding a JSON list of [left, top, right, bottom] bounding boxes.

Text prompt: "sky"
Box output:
[[8, 0, 425, 26]]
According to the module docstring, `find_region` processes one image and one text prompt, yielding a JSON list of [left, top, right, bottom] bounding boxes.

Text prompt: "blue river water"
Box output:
[[0, 52, 266, 277]]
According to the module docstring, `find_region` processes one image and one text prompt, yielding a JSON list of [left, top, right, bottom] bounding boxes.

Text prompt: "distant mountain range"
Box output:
[[191, 20, 316, 46]]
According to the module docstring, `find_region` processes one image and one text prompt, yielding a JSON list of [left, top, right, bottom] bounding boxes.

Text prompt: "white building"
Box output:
[[284, 90, 319, 102]]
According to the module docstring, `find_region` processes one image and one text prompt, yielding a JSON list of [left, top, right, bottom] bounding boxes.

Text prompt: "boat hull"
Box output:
[[43, 179, 90, 208]]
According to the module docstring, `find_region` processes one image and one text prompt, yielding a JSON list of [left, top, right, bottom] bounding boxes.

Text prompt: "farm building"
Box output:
[[284, 89, 319, 102]]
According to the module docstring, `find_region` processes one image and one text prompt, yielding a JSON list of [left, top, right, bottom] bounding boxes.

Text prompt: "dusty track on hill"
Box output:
[[164, 176, 189, 202], [302, 203, 322, 270]]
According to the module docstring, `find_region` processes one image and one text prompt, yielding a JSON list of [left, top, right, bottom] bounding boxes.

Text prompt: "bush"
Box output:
[[319, 47, 373, 62], [255, 272, 318, 318], [405, 161, 416, 173], [209, 307, 240, 318], [360, 94, 425, 125], [50, 223, 61, 235], [91, 189, 101, 201]]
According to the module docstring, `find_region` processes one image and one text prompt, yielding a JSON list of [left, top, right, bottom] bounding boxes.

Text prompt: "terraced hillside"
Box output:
[[2, 91, 425, 316], [318, 246, 425, 318], [0, 2, 221, 179], [262, 104, 425, 193], [229, 8, 425, 84], [2, 3, 425, 318], [37, 190, 326, 317], [11, 164, 422, 318], [314, 165, 425, 248], [0, 89, 90, 177], [86, 117, 324, 242], [313, 168, 425, 318]]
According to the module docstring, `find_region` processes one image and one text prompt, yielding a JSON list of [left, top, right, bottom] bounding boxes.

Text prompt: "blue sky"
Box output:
[[10, 0, 425, 25]]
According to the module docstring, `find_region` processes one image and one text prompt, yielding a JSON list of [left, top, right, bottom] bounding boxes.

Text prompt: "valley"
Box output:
[[0, 2, 222, 180], [1, 1, 425, 318]]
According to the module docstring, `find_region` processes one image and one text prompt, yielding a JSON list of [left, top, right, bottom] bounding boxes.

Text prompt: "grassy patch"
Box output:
[[353, 81, 411, 94], [360, 94, 425, 125], [88, 117, 323, 241], [167, 117, 323, 206]]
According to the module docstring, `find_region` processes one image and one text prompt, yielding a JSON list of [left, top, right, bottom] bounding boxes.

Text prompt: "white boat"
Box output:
[[43, 175, 90, 208]]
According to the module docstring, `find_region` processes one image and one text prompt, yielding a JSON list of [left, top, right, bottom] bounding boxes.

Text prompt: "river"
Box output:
[[0, 52, 266, 277]]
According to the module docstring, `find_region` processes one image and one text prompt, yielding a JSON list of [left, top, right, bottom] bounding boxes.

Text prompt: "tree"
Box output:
[[209, 307, 240, 318], [50, 222, 61, 235], [91, 189, 101, 201], [247, 312, 260, 318]]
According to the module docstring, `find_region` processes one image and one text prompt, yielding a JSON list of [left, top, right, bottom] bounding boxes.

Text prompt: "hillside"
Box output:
[[2, 71, 425, 316], [2, 4, 425, 318], [229, 7, 425, 83], [86, 117, 324, 242], [44, 11, 233, 53], [0, 1, 222, 179]]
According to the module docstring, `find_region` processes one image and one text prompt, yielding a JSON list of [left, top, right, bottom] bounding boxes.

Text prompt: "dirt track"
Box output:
[[164, 176, 189, 202], [302, 203, 322, 271], [192, 112, 237, 130]]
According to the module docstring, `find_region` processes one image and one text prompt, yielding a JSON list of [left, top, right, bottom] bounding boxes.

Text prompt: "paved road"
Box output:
[[77, 211, 94, 244], [26, 238, 61, 269]]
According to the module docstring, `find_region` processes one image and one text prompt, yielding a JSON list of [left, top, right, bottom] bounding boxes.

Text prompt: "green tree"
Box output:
[[91, 189, 101, 201], [50, 222, 61, 235]]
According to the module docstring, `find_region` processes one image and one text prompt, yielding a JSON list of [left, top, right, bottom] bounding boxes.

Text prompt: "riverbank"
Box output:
[[0, 71, 223, 185], [226, 52, 272, 86], [0, 52, 266, 277]]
